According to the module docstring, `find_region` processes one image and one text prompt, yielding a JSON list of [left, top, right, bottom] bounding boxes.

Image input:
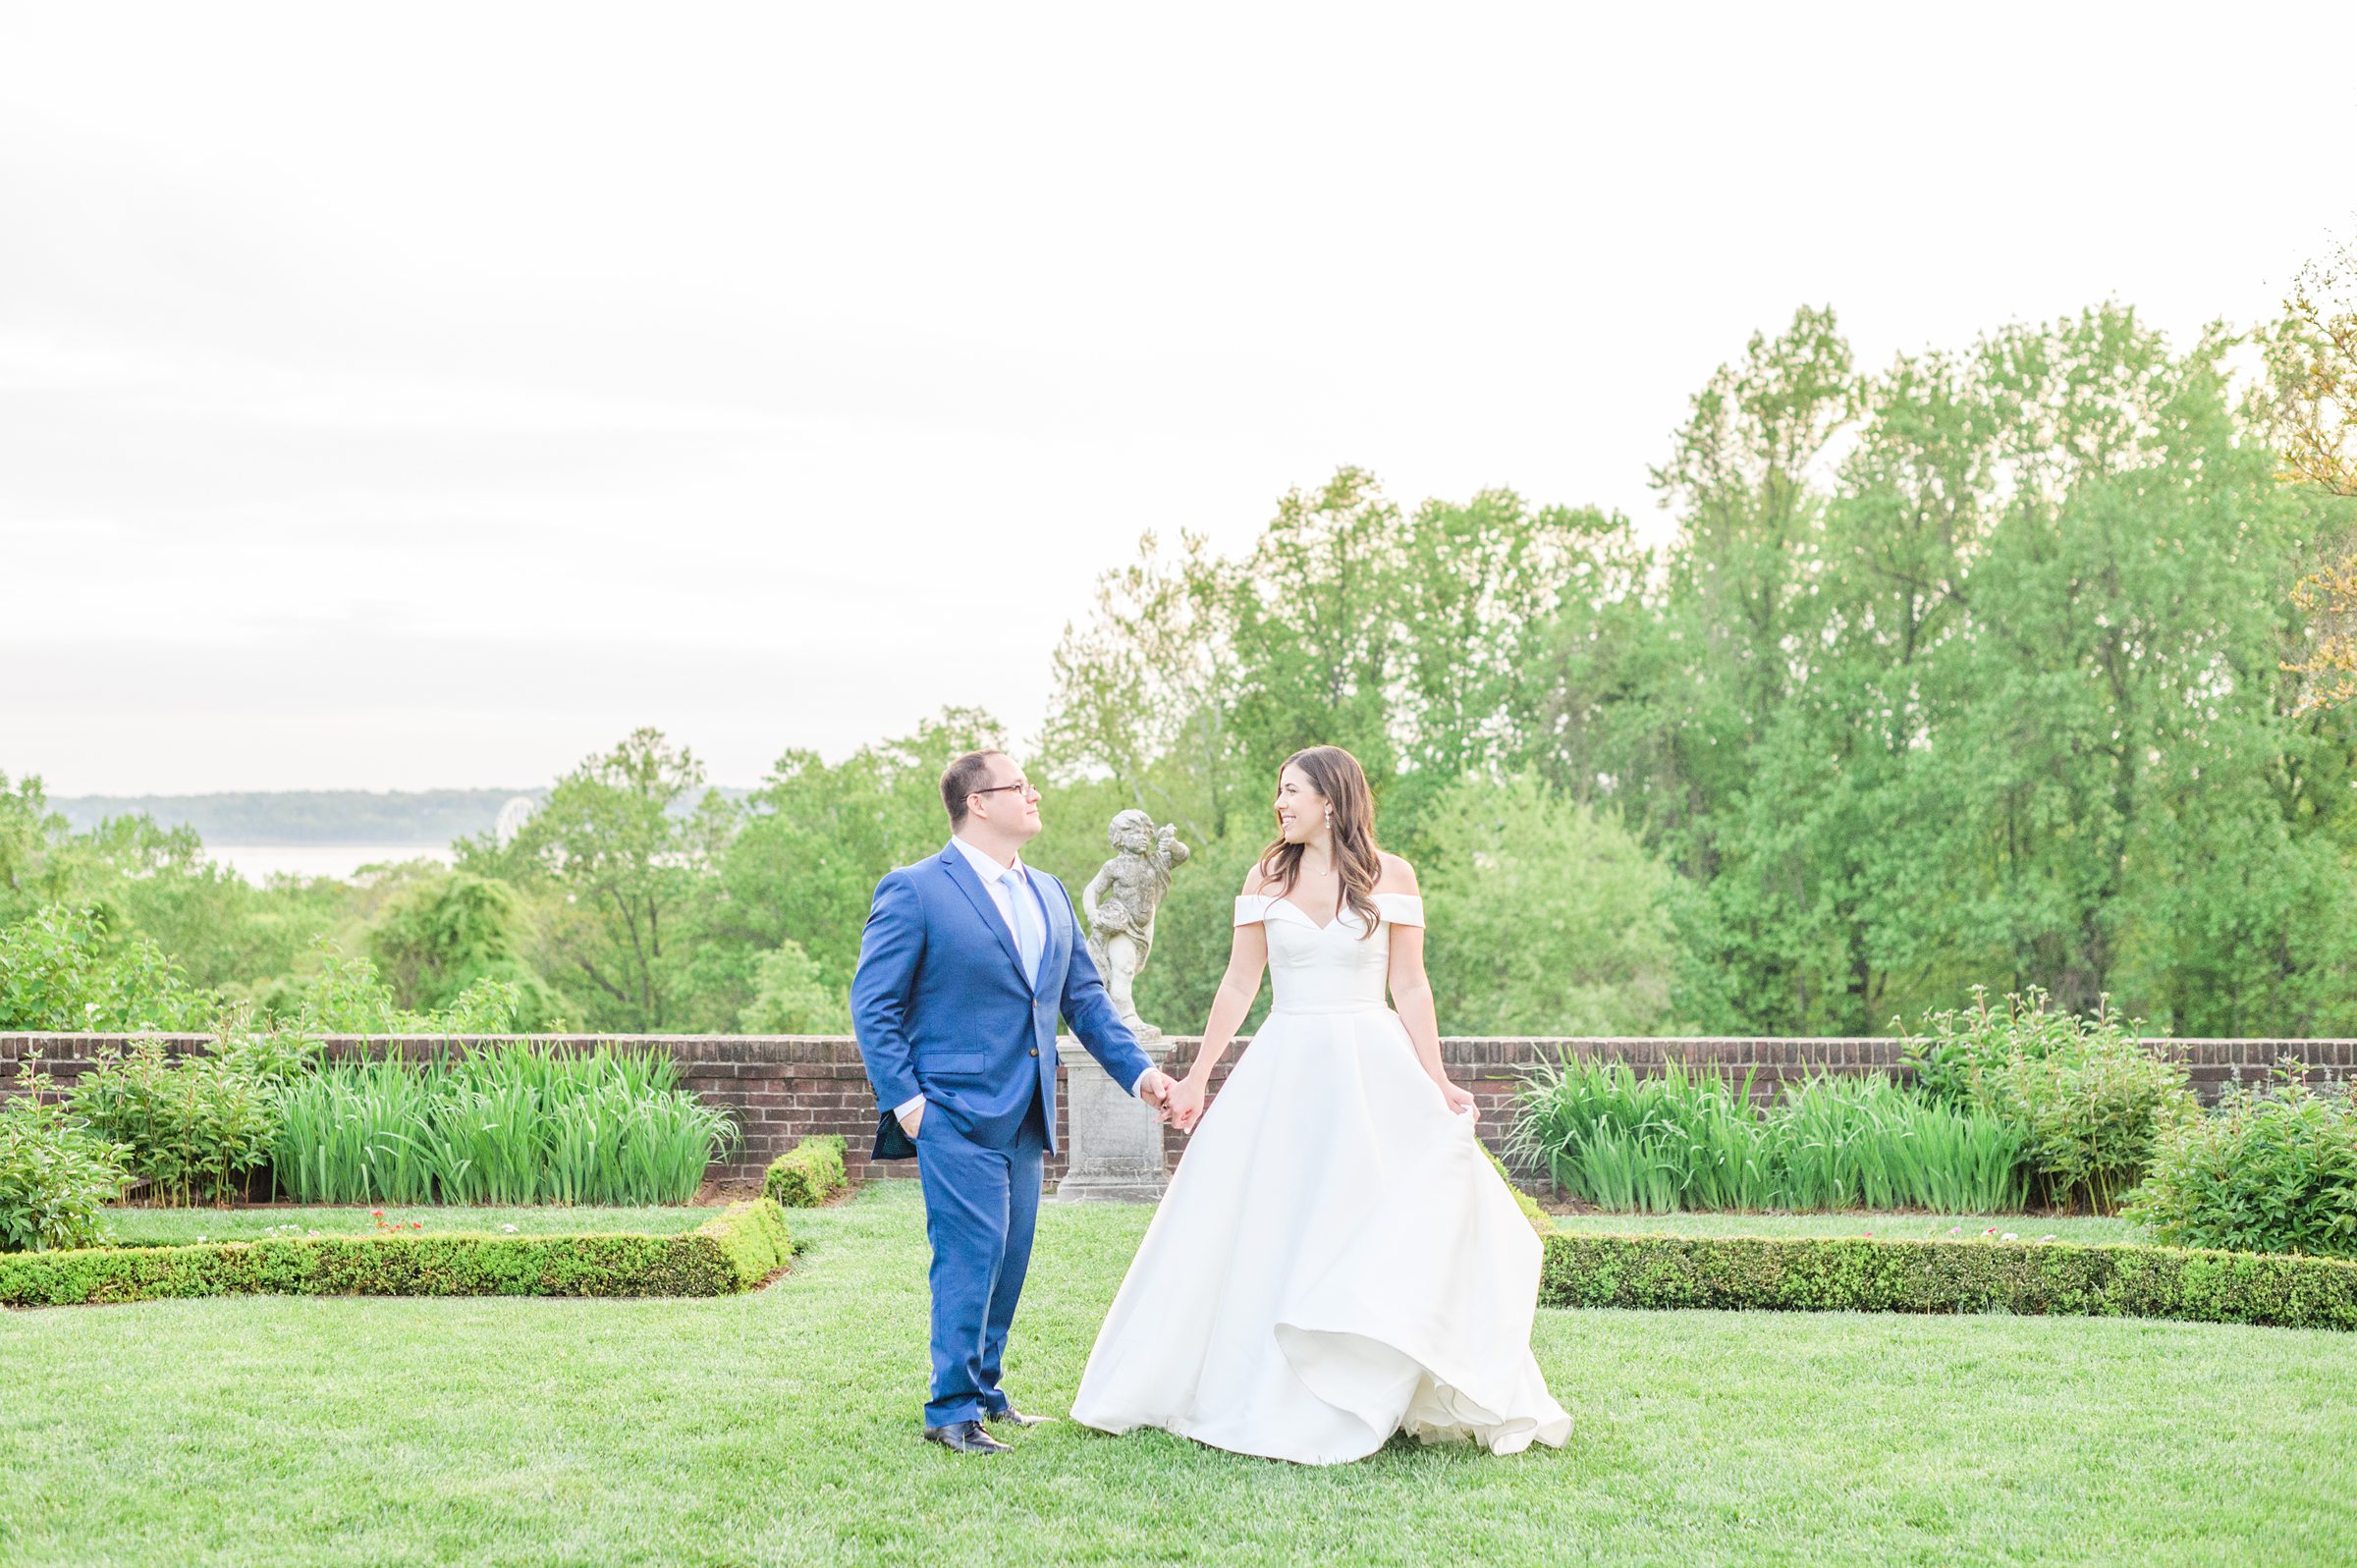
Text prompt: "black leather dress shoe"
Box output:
[[983, 1406, 1049, 1429], [922, 1420, 1012, 1455]]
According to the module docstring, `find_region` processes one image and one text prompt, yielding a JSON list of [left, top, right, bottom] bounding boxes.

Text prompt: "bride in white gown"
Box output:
[[1071, 745, 1570, 1465]]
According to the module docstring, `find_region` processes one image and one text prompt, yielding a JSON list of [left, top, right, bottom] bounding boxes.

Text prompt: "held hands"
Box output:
[[1133, 1068, 1175, 1120], [1132, 1068, 1212, 1134], [1164, 1075, 1208, 1134]]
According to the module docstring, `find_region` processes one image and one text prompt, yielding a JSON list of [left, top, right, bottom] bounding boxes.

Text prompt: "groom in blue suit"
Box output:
[[851, 749, 1174, 1455]]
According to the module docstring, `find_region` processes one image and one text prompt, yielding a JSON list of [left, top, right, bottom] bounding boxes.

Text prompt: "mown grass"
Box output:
[[1547, 1209, 2142, 1244], [4, 1183, 2352, 1566], [96, 1203, 726, 1246]]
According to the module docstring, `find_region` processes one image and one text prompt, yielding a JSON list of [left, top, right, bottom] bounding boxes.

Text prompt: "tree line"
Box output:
[[6, 286, 2355, 1041]]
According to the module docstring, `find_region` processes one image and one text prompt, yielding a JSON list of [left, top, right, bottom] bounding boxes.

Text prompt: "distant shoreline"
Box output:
[[48, 785, 748, 845], [203, 844, 459, 884], [49, 787, 547, 845]]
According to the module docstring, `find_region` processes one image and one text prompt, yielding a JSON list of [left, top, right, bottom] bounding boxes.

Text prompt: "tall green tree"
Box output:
[[1937, 307, 2357, 1023], [368, 871, 559, 1027], [1637, 307, 1865, 1029], [1385, 492, 1630, 837], [2274, 233, 2357, 710], [0, 774, 72, 924], [1225, 466, 1406, 794], [499, 728, 732, 1031], [697, 709, 1006, 1017], [1042, 532, 1244, 844], [1415, 775, 1689, 1035]]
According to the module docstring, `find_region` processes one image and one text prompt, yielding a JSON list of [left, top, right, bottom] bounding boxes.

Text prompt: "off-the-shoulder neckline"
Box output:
[[1237, 891, 1422, 933]]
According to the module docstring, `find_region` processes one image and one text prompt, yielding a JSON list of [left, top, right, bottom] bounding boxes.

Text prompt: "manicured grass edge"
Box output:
[[0, 1199, 794, 1310], [1539, 1231, 2357, 1330], [763, 1134, 850, 1208]]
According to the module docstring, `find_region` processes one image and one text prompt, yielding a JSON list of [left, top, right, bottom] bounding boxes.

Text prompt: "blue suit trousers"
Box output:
[[914, 1086, 1048, 1428]]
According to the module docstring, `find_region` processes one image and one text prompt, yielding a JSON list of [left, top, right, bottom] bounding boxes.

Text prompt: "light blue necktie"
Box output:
[[1001, 867, 1042, 988]]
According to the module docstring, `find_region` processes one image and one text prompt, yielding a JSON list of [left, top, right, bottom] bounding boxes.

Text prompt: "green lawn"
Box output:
[[4, 1183, 2352, 1567], [1547, 1209, 2142, 1245], [98, 1203, 725, 1246]]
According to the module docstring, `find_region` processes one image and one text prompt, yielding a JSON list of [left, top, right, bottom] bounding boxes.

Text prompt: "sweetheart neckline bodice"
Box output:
[[1233, 892, 1425, 1014]]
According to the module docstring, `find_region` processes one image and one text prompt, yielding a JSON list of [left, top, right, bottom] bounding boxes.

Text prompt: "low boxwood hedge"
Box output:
[[764, 1134, 849, 1209], [1540, 1231, 2357, 1331], [0, 1199, 793, 1310]]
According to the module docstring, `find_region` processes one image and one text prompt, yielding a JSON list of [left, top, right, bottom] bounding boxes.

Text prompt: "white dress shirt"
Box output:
[[897, 835, 1087, 1132], [948, 833, 1041, 957]]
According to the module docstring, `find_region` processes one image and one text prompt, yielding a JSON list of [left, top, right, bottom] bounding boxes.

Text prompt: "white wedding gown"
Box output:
[[1070, 892, 1570, 1465]]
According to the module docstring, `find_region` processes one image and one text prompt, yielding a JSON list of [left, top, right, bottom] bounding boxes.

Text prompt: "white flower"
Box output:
[[2001, 1232, 2019, 1242], [502, 1224, 519, 1233], [2039, 1234, 2057, 1244]]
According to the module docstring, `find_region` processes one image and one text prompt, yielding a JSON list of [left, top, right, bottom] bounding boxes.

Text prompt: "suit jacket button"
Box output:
[[1029, 1047, 1040, 1056]]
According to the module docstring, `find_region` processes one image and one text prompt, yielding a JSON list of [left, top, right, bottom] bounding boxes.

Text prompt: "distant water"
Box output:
[[202, 844, 456, 884]]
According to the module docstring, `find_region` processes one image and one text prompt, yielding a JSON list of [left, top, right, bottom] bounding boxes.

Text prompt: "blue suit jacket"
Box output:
[[850, 840, 1154, 1159]]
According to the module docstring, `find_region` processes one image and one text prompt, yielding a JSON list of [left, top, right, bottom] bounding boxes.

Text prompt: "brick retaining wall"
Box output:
[[4, 1033, 2349, 1189]]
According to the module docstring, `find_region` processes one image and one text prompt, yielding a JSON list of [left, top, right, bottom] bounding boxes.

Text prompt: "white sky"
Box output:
[[6, 1, 2353, 795]]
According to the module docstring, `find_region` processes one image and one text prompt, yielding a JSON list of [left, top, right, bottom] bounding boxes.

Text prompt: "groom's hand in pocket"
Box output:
[[898, 1099, 925, 1138]]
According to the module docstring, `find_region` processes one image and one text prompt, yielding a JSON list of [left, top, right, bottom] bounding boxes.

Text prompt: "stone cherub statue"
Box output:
[[1081, 809, 1190, 1043]]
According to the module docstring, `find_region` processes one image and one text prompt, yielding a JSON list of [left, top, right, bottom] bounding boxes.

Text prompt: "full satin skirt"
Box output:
[[1070, 1005, 1570, 1465]]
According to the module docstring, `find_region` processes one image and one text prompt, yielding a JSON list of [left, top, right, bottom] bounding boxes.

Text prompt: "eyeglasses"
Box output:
[[971, 779, 1037, 800]]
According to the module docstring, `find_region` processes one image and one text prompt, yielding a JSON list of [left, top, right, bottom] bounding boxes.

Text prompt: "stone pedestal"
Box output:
[[1052, 1036, 1171, 1203]]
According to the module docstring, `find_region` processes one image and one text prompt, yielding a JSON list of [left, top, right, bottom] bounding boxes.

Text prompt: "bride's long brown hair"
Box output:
[[1257, 745, 1383, 937]]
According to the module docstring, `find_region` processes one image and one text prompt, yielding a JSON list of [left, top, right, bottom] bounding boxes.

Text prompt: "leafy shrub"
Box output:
[[0, 1071, 128, 1253], [1509, 1058, 2027, 1214], [1539, 1230, 2357, 1330], [1903, 985, 2107, 1106], [0, 904, 216, 1031], [1985, 1037, 2196, 1213], [2125, 1069, 2357, 1258], [1902, 987, 2196, 1212], [272, 1042, 740, 1206], [763, 1134, 848, 1208], [365, 871, 560, 1027], [0, 1198, 792, 1307], [281, 941, 537, 1035], [209, 1012, 327, 1084], [739, 941, 850, 1034], [70, 1038, 279, 1206]]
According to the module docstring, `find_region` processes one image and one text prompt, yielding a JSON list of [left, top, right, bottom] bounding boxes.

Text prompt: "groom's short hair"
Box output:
[[941, 750, 1006, 827]]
